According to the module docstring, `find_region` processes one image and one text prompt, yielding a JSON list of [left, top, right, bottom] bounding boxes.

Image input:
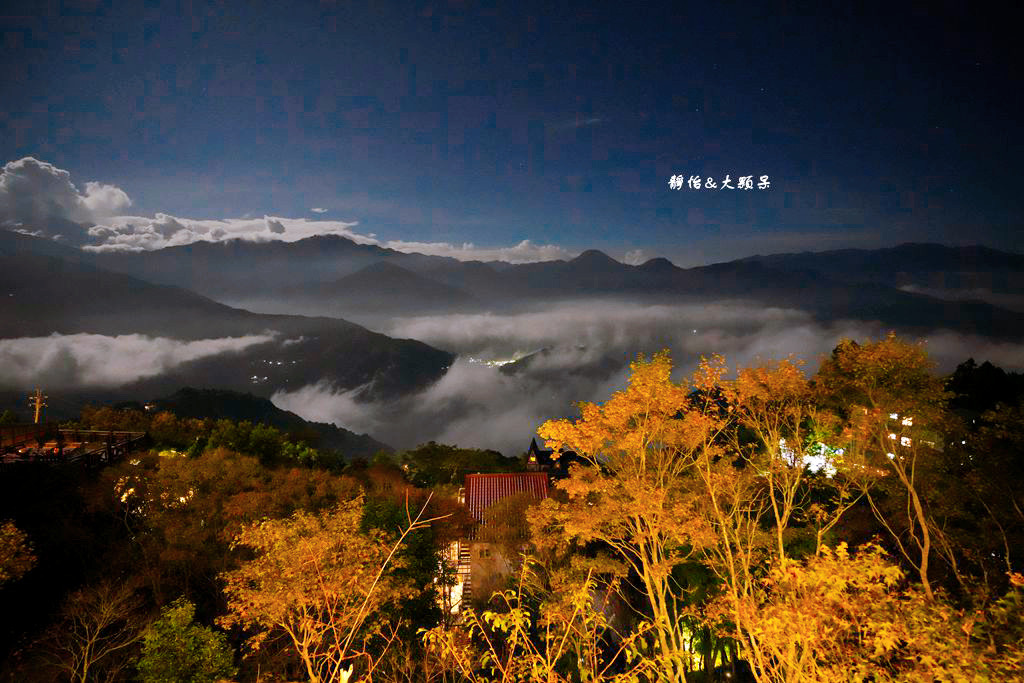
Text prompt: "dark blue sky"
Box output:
[[1, 0, 1020, 264]]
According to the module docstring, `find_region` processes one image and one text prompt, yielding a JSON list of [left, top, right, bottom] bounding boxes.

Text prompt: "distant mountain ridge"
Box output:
[[283, 260, 479, 314], [89, 233, 483, 297], [738, 243, 1024, 274], [737, 243, 1024, 313], [737, 243, 1024, 286], [6, 228, 1024, 341]]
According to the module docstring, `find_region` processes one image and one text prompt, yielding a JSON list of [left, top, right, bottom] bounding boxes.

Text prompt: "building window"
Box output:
[[479, 548, 491, 559]]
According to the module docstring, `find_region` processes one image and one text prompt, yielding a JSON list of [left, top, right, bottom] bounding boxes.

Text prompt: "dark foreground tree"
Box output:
[[38, 581, 149, 683]]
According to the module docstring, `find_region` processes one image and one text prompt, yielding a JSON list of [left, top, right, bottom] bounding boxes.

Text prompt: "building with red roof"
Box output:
[[446, 471, 550, 612], [463, 471, 549, 524]]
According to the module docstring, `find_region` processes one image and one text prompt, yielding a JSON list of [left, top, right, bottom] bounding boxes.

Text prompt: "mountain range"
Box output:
[[280, 260, 480, 316], [6, 228, 1024, 342], [73, 233, 1024, 340]]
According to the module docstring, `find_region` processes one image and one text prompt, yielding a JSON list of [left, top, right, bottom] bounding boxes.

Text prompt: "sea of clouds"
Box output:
[[0, 333, 274, 389], [271, 300, 1024, 455]]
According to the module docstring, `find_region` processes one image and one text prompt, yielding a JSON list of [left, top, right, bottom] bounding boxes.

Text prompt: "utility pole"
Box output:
[[29, 388, 47, 424]]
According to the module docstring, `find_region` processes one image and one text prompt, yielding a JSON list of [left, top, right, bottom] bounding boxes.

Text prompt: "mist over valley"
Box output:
[[3, 228, 1023, 456]]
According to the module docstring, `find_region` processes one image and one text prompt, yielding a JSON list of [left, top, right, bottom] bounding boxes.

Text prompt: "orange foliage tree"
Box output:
[[107, 446, 362, 605], [535, 352, 727, 681], [219, 495, 443, 683], [815, 334, 952, 600], [726, 542, 1024, 682], [423, 563, 662, 682], [0, 519, 36, 587], [534, 351, 878, 681]]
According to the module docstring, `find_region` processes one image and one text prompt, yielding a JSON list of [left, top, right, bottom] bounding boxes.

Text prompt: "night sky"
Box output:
[[1, 0, 1021, 265]]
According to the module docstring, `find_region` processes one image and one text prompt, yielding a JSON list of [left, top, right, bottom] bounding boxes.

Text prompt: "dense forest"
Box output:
[[1, 334, 1023, 682]]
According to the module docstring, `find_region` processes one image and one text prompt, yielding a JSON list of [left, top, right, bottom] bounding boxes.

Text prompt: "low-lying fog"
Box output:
[[3, 301, 1021, 456], [271, 300, 1024, 456], [0, 333, 275, 388]]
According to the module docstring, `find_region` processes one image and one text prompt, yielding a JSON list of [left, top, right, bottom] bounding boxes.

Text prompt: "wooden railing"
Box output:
[[0, 428, 148, 471], [0, 422, 57, 448]]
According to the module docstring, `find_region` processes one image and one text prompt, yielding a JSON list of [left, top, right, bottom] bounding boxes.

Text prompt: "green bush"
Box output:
[[136, 598, 236, 683]]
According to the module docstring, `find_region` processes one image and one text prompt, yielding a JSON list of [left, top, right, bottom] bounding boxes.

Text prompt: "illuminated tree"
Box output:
[[423, 563, 661, 682], [726, 543, 1024, 682], [219, 495, 442, 683], [0, 519, 36, 586], [815, 334, 951, 600], [535, 352, 868, 681], [107, 446, 361, 606], [535, 352, 725, 682], [694, 356, 863, 679], [723, 358, 860, 560]]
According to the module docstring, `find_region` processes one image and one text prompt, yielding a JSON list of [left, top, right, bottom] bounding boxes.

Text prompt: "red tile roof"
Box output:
[[464, 472, 549, 523]]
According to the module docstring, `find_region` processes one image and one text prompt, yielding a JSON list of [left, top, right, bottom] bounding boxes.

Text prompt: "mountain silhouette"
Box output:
[[7, 229, 1024, 341]]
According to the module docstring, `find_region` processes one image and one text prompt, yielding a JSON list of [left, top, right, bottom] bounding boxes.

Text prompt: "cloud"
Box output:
[[273, 358, 602, 456], [1, 157, 573, 263], [0, 333, 274, 389], [83, 214, 364, 252], [272, 300, 1024, 455], [0, 157, 132, 242], [380, 239, 574, 263], [623, 249, 648, 266], [83, 215, 570, 263], [898, 284, 1024, 313], [81, 181, 132, 217], [380, 301, 815, 359]]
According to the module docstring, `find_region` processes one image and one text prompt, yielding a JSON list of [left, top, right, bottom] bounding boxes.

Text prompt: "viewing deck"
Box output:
[[0, 424, 147, 471]]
